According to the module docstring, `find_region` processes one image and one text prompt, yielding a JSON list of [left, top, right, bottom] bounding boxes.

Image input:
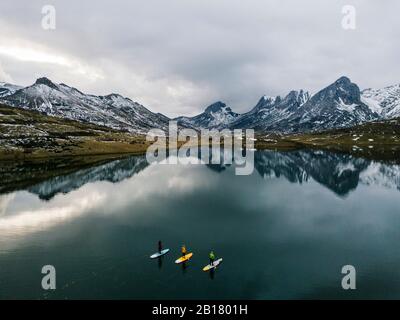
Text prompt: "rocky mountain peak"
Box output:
[[311, 76, 361, 106], [34, 77, 59, 90], [204, 101, 227, 113], [334, 76, 351, 85]]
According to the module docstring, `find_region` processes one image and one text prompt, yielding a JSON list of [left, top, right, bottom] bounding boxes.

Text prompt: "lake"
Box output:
[[1, 149, 400, 299]]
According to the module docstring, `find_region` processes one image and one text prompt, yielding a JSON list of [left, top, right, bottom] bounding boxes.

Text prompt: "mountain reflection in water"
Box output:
[[2, 149, 398, 200]]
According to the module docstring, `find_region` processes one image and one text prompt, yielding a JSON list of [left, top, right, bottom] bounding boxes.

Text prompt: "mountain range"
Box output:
[[1, 76, 399, 134], [0, 78, 170, 134]]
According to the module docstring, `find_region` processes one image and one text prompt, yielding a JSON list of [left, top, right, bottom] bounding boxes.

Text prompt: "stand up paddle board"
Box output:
[[150, 248, 170, 259], [202, 258, 223, 271], [175, 253, 193, 264]]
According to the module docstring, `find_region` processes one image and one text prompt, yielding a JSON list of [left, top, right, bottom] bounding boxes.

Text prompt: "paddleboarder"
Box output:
[[181, 244, 187, 257], [158, 240, 162, 254], [209, 250, 215, 266], [175, 246, 193, 264], [150, 241, 170, 259]]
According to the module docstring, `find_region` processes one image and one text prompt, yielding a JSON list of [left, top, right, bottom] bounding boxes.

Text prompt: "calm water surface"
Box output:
[[1, 149, 400, 299]]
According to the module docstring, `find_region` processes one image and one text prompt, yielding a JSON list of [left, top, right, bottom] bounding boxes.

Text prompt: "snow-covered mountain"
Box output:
[[231, 77, 378, 133], [174, 101, 239, 129], [292, 76, 378, 132], [361, 84, 400, 119], [231, 89, 311, 132], [0, 82, 22, 98], [0, 77, 170, 133]]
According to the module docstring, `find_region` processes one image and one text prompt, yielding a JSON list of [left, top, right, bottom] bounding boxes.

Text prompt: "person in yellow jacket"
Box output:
[[181, 244, 187, 257]]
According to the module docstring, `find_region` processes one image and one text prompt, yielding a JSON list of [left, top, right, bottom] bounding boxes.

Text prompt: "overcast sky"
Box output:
[[0, 1, 399, 117]]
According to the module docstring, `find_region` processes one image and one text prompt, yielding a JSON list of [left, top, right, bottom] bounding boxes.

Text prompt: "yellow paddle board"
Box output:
[[175, 253, 193, 264]]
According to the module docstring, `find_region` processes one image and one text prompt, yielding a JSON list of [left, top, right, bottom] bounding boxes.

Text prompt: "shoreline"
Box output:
[[1, 139, 400, 163]]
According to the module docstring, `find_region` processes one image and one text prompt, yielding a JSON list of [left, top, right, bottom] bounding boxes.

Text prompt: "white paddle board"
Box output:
[[150, 248, 170, 259]]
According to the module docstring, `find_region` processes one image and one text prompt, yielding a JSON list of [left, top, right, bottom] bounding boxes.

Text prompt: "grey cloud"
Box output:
[[0, 0, 399, 117]]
